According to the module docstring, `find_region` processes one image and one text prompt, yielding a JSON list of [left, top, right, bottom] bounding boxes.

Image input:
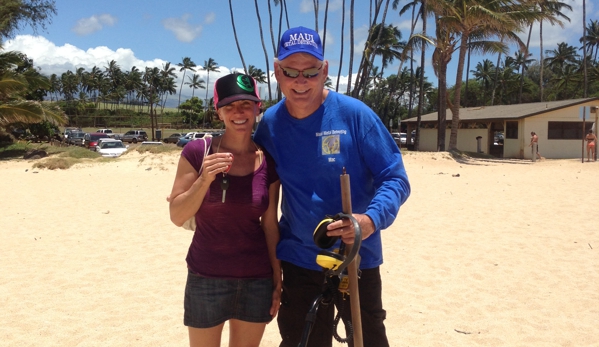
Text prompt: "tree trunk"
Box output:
[[539, 20, 544, 102], [583, 0, 588, 98], [336, 0, 345, 92], [254, 0, 273, 102], [322, 0, 330, 55], [448, 32, 470, 151], [490, 38, 503, 106], [519, 23, 533, 104], [415, 0, 426, 152], [437, 62, 447, 152], [346, 0, 355, 95], [230, 0, 248, 74], [464, 38, 471, 107], [313, 0, 319, 32]]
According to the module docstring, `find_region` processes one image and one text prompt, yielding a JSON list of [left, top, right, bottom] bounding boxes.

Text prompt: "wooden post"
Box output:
[[340, 168, 364, 347]]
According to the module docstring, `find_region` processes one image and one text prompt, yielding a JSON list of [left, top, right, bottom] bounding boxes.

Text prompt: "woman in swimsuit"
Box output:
[[585, 130, 597, 162]]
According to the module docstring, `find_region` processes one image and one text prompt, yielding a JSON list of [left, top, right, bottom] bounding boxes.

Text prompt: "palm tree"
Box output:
[[432, 0, 539, 151], [531, 0, 572, 102], [159, 62, 177, 115], [202, 58, 219, 114], [248, 65, 267, 84], [143, 67, 161, 139], [544, 42, 579, 73], [581, 20, 599, 63], [513, 50, 535, 103], [185, 74, 205, 98], [177, 57, 196, 111], [0, 47, 65, 126], [472, 59, 495, 104], [202, 58, 219, 128], [358, 22, 404, 99]]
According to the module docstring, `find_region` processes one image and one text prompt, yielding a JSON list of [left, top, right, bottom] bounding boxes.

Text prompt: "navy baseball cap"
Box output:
[[214, 73, 261, 109], [277, 26, 323, 61]]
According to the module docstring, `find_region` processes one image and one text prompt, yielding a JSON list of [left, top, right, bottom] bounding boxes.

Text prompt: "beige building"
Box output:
[[403, 98, 599, 159]]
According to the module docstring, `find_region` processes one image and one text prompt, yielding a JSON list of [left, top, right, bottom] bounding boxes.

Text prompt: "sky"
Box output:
[[2, 0, 596, 106]]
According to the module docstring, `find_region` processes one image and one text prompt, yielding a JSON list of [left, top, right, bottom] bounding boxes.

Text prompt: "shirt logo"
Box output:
[[322, 135, 340, 155]]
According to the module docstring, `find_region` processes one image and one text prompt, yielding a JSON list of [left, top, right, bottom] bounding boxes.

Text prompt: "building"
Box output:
[[403, 98, 599, 159]]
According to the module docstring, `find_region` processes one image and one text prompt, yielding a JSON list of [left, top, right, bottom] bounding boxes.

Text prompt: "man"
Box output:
[[530, 131, 541, 160], [254, 26, 410, 347]]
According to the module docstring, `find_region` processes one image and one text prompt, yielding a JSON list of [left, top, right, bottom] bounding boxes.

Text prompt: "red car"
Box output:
[[83, 132, 110, 151]]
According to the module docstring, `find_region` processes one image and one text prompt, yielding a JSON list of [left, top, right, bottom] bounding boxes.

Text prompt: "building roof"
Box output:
[[403, 98, 599, 123]]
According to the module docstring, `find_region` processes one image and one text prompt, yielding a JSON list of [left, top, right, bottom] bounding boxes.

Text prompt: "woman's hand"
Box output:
[[269, 280, 282, 320], [200, 152, 233, 182]]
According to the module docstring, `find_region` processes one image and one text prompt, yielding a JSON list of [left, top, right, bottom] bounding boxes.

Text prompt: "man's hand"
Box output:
[[326, 213, 375, 244]]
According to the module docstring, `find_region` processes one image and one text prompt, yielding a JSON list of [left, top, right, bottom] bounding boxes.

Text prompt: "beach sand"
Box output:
[[1, 150, 597, 346]]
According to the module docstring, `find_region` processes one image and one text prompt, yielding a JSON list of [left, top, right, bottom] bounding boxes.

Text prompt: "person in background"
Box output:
[[585, 129, 597, 162], [254, 26, 410, 347], [529, 131, 541, 160], [169, 73, 281, 347]]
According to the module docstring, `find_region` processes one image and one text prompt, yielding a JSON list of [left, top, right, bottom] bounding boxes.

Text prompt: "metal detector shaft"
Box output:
[[340, 168, 364, 347]]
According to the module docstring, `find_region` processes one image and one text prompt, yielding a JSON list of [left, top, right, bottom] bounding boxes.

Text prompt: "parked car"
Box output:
[[67, 131, 85, 146], [95, 139, 129, 157], [97, 137, 119, 147], [95, 128, 122, 139], [176, 135, 193, 148], [121, 130, 148, 143], [82, 132, 111, 150], [176, 132, 209, 147], [391, 132, 407, 147], [163, 133, 183, 144], [63, 127, 82, 141]]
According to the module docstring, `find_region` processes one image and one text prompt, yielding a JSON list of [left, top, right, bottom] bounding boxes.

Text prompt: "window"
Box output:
[[506, 121, 518, 139], [548, 122, 591, 139]]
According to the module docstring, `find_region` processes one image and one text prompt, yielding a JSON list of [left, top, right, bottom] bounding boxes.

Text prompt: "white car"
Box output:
[[95, 140, 129, 157]]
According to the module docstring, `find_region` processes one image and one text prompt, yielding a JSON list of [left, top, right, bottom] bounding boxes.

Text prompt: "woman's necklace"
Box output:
[[215, 138, 260, 203]]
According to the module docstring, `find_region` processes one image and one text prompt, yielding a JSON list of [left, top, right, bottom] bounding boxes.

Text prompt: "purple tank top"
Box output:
[[181, 138, 278, 279]]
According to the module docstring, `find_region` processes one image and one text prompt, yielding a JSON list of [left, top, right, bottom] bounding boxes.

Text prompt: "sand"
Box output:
[[1, 150, 597, 347]]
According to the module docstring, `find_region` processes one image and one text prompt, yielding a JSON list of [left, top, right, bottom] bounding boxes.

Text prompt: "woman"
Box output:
[[585, 130, 597, 162], [169, 73, 281, 347]]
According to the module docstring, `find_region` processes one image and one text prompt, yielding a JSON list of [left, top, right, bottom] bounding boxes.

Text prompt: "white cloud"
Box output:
[[72, 14, 117, 36], [1, 35, 356, 103], [162, 14, 203, 43], [3, 35, 166, 77], [327, 0, 344, 13], [204, 12, 216, 24], [300, 0, 313, 14]]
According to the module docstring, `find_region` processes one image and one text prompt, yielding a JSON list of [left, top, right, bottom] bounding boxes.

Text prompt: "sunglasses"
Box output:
[[279, 64, 323, 79]]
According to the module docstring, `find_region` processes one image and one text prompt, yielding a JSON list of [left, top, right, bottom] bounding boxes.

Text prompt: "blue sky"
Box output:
[[2, 0, 595, 104]]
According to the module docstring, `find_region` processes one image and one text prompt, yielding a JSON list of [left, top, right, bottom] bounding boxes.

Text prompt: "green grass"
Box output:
[[0, 142, 30, 160], [134, 143, 182, 155]]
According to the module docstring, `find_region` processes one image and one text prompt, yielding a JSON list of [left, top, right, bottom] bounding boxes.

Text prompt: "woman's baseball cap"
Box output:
[[214, 73, 261, 109], [277, 26, 323, 61]]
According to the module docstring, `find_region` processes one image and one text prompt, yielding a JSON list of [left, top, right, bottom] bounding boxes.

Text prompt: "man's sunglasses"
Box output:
[[279, 64, 323, 79]]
